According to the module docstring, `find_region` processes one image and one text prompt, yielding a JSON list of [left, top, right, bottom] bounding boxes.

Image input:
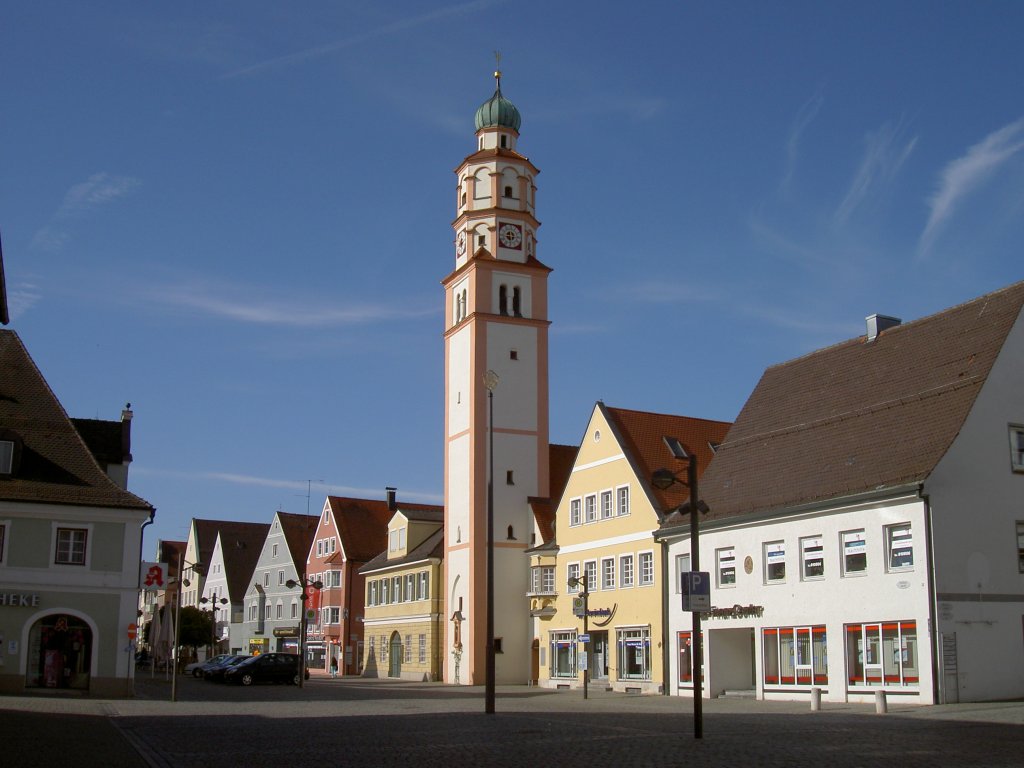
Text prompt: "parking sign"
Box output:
[[682, 571, 711, 611]]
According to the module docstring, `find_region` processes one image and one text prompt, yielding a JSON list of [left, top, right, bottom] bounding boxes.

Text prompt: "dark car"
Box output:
[[203, 655, 250, 682], [224, 653, 301, 686]]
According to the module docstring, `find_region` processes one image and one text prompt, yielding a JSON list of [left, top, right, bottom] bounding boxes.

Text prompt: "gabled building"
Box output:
[[198, 521, 269, 655], [242, 511, 316, 656], [304, 491, 400, 675], [659, 282, 1024, 704], [0, 329, 154, 696], [535, 404, 729, 694]]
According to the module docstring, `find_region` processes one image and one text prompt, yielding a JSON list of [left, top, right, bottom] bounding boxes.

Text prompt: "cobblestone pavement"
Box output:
[[2, 675, 1023, 767]]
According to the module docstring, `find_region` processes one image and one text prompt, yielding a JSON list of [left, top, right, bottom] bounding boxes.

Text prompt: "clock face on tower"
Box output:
[[456, 231, 466, 255], [498, 223, 522, 249]]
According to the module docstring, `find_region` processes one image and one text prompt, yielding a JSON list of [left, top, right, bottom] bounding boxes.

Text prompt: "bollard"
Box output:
[[810, 687, 821, 711], [875, 689, 888, 714]]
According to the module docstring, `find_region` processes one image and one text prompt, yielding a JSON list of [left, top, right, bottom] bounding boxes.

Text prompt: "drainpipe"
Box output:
[[659, 535, 671, 695], [920, 486, 941, 705], [133, 509, 156, 691]]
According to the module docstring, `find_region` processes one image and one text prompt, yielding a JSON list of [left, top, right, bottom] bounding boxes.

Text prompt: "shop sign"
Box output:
[[273, 626, 300, 638], [702, 604, 764, 620], [0, 593, 40, 608]]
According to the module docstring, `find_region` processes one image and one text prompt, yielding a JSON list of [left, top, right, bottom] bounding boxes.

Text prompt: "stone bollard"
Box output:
[[875, 690, 888, 714], [810, 687, 821, 711]]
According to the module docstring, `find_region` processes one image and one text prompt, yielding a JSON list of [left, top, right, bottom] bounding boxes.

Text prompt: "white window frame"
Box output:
[[272, 543, 278, 557], [419, 633, 427, 664], [638, 551, 654, 586], [567, 562, 580, 593], [52, 523, 91, 567], [885, 523, 914, 572], [620, 554, 634, 588], [800, 535, 824, 580], [584, 560, 598, 591], [584, 495, 597, 524], [601, 557, 615, 590], [764, 541, 786, 583], [616, 485, 630, 516], [716, 547, 736, 587], [841, 529, 868, 576], [674, 553, 691, 594], [570, 498, 582, 527], [418, 571, 429, 600], [600, 490, 613, 520], [1010, 424, 1024, 472]]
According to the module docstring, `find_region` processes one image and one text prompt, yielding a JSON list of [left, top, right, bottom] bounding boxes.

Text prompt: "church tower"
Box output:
[[443, 71, 551, 685]]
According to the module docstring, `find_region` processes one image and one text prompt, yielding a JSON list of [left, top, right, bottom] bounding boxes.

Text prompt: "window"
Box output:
[[265, 605, 272, 619], [1010, 425, 1024, 471], [846, 621, 919, 687], [601, 558, 615, 590], [504, 185, 513, 197], [800, 535, 824, 579], [506, 470, 515, 485], [278, 569, 284, 585], [331, 537, 337, 553], [276, 603, 282, 619], [763, 626, 827, 687], [600, 491, 613, 519], [317, 540, 323, 557], [328, 607, 340, 624], [389, 530, 398, 552], [617, 486, 630, 516], [418, 634, 427, 664], [584, 495, 597, 523], [584, 560, 597, 592], [620, 554, 634, 588], [405, 573, 415, 599], [842, 530, 867, 575], [677, 631, 704, 685], [405, 634, 413, 663], [886, 524, 914, 571], [494, 638, 503, 654], [418, 571, 429, 600], [272, 543, 279, 557], [263, 572, 270, 587], [716, 547, 736, 586], [550, 630, 576, 678], [0, 523, 6, 563], [617, 627, 651, 680], [674, 554, 691, 593], [381, 579, 390, 604], [764, 541, 786, 583], [570, 499, 582, 527], [1018, 523, 1024, 573], [392, 576, 402, 603], [567, 563, 580, 592], [638, 552, 654, 586], [512, 287, 522, 317], [55, 527, 87, 565], [0, 440, 12, 474], [499, 285, 508, 315], [369, 581, 378, 605], [531, 565, 555, 594]]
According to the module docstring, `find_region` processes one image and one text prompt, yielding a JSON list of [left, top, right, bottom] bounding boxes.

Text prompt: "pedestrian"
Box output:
[[330, 656, 338, 678]]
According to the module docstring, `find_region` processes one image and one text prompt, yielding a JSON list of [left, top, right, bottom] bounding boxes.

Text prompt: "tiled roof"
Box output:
[[602, 404, 731, 520], [529, 443, 579, 545], [0, 330, 152, 512], [698, 281, 1024, 521], [327, 496, 442, 563], [70, 417, 124, 469], [277, 511, 319, 569], [215, 521, 271, 603]]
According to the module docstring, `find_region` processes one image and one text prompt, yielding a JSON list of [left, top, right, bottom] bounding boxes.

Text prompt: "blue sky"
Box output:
[[3, 1, 1022, 551]]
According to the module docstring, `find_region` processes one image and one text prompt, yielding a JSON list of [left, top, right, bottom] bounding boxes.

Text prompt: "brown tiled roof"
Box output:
[[699, 281, 1024, 521], [326, 496, 442, 563], [603, 404, 731, 520], [157, 540, 187, 577], [277, 511, 319, 569], [70, 417, 124, 469], [0, 330, 152, 512], [215, 521, 271, 603]]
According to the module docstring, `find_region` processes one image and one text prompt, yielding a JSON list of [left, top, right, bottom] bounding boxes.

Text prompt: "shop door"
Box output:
[[27, 615, 92, 691], [591, 631, 608, 680], [389, 634, 402, 678], [849, 623, 884, 685]]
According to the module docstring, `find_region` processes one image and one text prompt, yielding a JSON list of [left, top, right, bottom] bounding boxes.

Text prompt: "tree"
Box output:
[[178, 606, 213, 653]]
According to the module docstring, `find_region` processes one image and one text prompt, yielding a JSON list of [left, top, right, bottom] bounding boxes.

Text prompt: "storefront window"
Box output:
[[550, 631, 576, 678], [763, 626, 827, 687], [845, 621, 918, 687], [677, 631, 704, 686], [27, 614, 92, 690], [616, 627, 650, 680]]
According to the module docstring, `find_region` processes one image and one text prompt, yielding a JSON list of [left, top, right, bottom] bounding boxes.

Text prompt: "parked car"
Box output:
[[185, 654, 234, 678], [203, 655, 251, 682], [224, 653, 301, 686]]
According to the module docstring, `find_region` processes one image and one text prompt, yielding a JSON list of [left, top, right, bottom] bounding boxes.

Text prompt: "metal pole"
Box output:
[[171, 551, 183, 702], [485, 386, 496, 714], [299, 579, 307, 688], [582, 576, 589, 700], [689, 456, 703, 739]]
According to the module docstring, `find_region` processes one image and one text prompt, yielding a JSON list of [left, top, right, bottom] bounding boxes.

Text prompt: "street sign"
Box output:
[[682, 571, 711, 612], [305, 608, 317, 622], [127, 623, 137, 640], [572, 597, 585, 617], [578, 634, 590, 643]]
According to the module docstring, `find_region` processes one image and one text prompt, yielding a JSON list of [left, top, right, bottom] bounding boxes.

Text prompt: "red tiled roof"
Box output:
[[0, 330, 152, 512], [699, 281, 1024, 521], [276, 511, 319, 569]]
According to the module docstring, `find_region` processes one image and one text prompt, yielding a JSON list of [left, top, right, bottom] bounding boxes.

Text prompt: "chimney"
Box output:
[[386, 486, 397, 511], [120, 402, 134, 463], [866, 314, 901, 343]]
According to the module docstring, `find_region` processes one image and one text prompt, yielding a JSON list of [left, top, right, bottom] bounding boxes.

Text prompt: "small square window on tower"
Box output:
[[510, 349, 518, 360], [506, 470, 514, 485]]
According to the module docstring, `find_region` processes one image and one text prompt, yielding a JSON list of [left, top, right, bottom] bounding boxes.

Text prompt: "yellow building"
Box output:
[[360, 507, 444, 680], [535, 403, 729, 694]]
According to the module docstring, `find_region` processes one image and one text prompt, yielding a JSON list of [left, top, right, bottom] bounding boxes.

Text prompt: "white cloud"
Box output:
[[222, 0, 506, 79], [6, 280, 42, 319], [152, 280, 436, 328], [835, 118, 917, 223], [920, 117, 1024, 254], [780, 91, 824, 193], [31, 172, 141, 252]]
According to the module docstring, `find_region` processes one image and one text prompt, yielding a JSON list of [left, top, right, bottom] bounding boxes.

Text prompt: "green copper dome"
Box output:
[[474, 71, 521, 132]]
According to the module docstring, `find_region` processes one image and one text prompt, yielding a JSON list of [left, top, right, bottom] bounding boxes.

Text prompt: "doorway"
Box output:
[[389, 633, 402, 678], [26, 614, 92, 691], [590, 631, 609, 681]]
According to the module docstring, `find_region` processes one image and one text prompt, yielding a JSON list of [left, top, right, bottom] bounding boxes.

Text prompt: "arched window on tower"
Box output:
[[512, 287, 522, 317], [499, 285, 508, 316], [504, 185, 513, 198]]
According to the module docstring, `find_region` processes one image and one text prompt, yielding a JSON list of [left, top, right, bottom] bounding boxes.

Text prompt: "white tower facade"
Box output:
[[443, 72, 551, 684]]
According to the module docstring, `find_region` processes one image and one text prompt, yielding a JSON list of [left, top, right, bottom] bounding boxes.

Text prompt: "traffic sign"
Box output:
[[578, 634, 590, 643], [127, 623, 137, 640], [682, 571, 711, 612], [572, 597, 585, 617]]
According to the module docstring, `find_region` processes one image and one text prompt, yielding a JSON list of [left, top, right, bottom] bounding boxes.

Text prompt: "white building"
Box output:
[[659, 282, 1024, 705]]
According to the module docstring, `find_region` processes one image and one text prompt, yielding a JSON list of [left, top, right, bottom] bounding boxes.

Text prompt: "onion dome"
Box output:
[[474, 70, 521, 132]]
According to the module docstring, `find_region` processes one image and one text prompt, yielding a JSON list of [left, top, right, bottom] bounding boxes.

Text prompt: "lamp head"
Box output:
[[650, 467, 678, 491]]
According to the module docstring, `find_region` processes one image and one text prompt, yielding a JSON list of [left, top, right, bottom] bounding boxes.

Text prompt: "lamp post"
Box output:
[[483, 369, 499, 714], [651, 456, 706, 740], [567, 574, 589, 699], [200, 595, 229, 657], [171, 553, 204, 703], [287, 576, 323, 688]]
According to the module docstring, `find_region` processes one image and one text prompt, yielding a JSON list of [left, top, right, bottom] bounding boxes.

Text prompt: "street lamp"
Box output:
[[286, 576, 323, 688], [171, 554, 205, 703], [567, 573, 590, 700], [651, 455, 708, 740], [483, 369, 499, 715], [199, 595, 229, 656]]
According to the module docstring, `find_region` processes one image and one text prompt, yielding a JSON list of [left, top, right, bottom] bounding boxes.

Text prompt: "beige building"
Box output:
[[535, 403, 728, 694]]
